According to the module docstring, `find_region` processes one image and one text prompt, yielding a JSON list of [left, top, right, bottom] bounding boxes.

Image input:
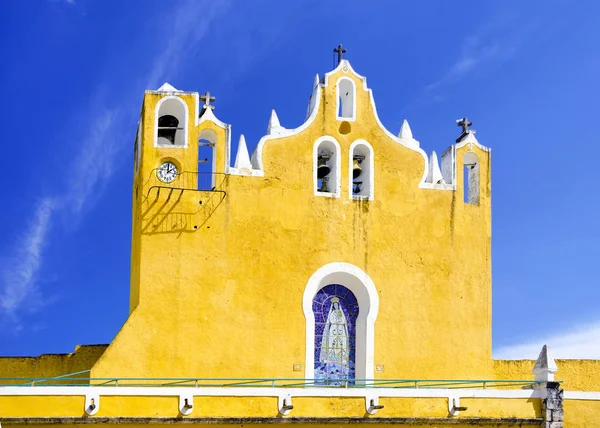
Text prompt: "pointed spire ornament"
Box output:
[[234, 134, 252, 170], [267, 110, 282, 135], [157, 82, 179, 92], [426, 151, 445, 184], [532, 344, 558, 382], [398, 119, 413, 140]]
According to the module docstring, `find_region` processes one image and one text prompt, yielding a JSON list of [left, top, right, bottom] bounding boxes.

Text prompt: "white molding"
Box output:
[[252, 83, 322, 174], [349, 140, 374, 201], [564, 391, 600, 400], [302, 262, 379, 382], [197, 105, 227, 129], [335, 77, 356, 122], [313, 136, 341, 198], [455, 131, 491, 153], [0, 385, 550, 417], [154, 96, 189, 149], [10, 386, 600, 401]]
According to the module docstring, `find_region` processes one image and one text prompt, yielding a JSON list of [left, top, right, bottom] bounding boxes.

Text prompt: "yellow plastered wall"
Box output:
[[91, 65, 493, 382], [0, 345, 106, 383]]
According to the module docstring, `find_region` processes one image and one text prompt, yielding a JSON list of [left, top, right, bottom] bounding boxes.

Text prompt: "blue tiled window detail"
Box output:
[[313, 284, 358, 384]]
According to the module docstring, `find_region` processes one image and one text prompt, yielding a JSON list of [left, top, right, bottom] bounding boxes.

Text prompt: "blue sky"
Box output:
[[0, 0, 598, 359]]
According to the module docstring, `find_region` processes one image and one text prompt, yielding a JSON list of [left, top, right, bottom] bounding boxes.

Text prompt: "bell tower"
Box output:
[[129, 82, 230, 311]]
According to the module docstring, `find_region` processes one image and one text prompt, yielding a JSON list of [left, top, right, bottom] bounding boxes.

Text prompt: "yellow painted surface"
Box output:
[[0, 396, 84, 417], [94, 64, 494, 382], [0, 344, 106, 382], [0, 63, 598, 424], [564, 400, 600, 427]]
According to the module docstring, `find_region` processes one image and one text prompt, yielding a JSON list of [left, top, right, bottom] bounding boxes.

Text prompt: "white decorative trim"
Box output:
[[156, 82, 180, 92], [313, 136, 341, 198], [197, 105, 227, 129], [84, 393, 99, 416], [154, 96, 189, 149], [564, 391, 600, 400], [349, 140, 375, 201], [134, 120, 142, 175], [335, 77, 356, 122], [0, 386, 549, 417], [455, 131, 490, 152], [252, 81, 322, 174], [302, 263, 379, 381], [179, 394, 194, 415], [278, 393, 293, 415]]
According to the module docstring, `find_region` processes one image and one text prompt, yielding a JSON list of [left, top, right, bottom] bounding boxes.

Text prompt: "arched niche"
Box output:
[[349, 140, 374, 200], [303, 263, 379, 382], [197, 129, 217, 190], [313, 136, 341, 198], [155, 96, 188, 147], [463, 151, 480, 204], [336, 77, 356, 121]]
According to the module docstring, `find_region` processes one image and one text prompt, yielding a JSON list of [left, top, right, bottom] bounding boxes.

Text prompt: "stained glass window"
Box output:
[[313, 284, 358, 385]]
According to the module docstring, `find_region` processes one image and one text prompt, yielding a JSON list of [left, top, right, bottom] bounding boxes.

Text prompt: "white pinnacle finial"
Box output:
[[398, 119, 413, 140], [532, 344, 558, 382], [157, 82, 179, 92], [267, 110, 281, 135], [426, 151, 445, 184], [234, 134, 252, 170]]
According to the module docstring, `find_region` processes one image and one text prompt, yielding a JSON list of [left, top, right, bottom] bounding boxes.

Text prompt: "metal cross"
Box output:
[[333, 44, 347, 64], [200, 91, 216, 109], [456, 117, 472, 133]]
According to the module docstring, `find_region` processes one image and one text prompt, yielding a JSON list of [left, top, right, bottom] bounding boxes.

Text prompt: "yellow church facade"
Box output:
[[1, 56, 599, 427]]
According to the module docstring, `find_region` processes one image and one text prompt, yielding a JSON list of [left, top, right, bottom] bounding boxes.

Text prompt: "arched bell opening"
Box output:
[[336, 77, 356, 121], [349, 140, 374, 200], [155, 96, 188, 147], [463, 152, 480, 204], [313, 137, 341, 198], [197, 129, 217, 190]]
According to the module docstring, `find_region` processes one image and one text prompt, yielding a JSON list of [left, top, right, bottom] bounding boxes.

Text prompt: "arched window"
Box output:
[[155, 97, 188, 147], [463, 152, 480, 204], [349, 140, 374, 200], [313, 137, 341, 197], [313, 284, 358, 385], [197, 129, 217, 190], [336, 78, 356, 121]]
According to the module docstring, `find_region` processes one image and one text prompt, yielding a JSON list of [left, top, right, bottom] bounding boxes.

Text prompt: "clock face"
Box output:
[[157, 161, 178, 183]]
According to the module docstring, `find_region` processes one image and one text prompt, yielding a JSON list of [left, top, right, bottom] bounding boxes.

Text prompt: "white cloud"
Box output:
[[494, 321, 600, 360], [0, 0, 231, 327], [0, 198, 56, 326], [427, 33, 515, 91]]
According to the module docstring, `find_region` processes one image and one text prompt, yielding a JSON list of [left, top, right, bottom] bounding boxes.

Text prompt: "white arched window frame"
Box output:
[[197, 129, 218, 190], [336, 77, 356, 121], [349, 140, 374, 200], [303, 262, 379, 382], [313, 136, 341, 198], [154, 96, 189, 148]]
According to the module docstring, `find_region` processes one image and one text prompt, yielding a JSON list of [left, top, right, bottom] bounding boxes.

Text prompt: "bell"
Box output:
[[157, 115, 179, 145], [319, 177, 329, 193], [353, 158, 362, 179], [317, 157, 331, 179], [353, 181, 362, 195]]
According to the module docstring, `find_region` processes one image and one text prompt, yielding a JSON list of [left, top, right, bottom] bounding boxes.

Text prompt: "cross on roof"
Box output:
[[333, 44, 347, 65], [200, 91, 216, 110], [457, 117, 472, 133]]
